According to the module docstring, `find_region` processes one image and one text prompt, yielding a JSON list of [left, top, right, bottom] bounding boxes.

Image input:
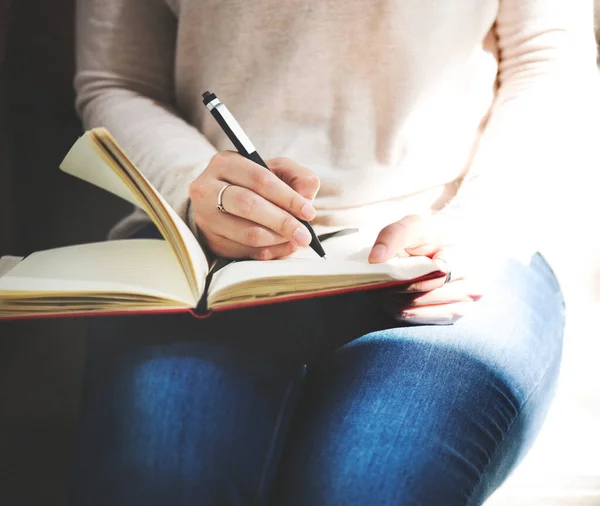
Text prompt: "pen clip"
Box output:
[[203, 91, 256, 155]]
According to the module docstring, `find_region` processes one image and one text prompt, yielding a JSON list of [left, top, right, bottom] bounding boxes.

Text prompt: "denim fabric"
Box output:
[[71, 252, 564, 506]]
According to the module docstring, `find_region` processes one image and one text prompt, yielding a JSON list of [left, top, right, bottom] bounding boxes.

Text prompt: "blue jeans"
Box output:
[[71, 253, 564, 506]]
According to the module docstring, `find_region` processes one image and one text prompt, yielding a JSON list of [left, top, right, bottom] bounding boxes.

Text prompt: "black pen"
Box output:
[[202, 91, 326, 258]]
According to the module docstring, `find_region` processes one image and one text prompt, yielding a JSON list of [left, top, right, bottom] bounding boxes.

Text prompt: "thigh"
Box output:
[[271, 253, 565, 506], [71, 312, 306, 506]]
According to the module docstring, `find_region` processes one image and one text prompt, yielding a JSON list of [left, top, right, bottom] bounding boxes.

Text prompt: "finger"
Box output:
[[369, 215, 438, 264], [404, 243, 441, 257], [397, 301, 474, 325], [387, 254, 451, 293], [249, 241, 298, 261], [266, 157, 321, 200], [389, 275, 447, 294], [432, 246, 472, 286], [219, 183, 313, 247], [191, 185, 284, 247], [204, 232, 298, 260], [403, 279, 483, 306], [212, 152, 316, 221], [208, 213, 288, 248]]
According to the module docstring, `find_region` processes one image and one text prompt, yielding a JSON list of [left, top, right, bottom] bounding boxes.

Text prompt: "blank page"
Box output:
[[0, 256, 23, 278], [207, 229, 439, 306], [60, 133, 142, 207], [60, 130, 210, 299], [0, 240, 195, 306]]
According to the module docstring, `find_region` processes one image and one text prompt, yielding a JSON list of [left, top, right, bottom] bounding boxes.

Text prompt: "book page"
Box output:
[[97, 131, 209, 296], [59, 133, 142, 206], [59, 130, 209, 300], [0, 240, 196, 307], [207, 229, 441, 307], [0, 256, 23, 278]]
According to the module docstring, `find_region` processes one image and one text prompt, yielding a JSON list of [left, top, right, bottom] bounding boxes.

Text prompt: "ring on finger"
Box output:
[[217, 183, 233, 213], [436, 258, 452, 284]]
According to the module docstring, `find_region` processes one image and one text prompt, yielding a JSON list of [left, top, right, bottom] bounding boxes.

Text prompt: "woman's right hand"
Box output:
[[189, 152, 320, 260]]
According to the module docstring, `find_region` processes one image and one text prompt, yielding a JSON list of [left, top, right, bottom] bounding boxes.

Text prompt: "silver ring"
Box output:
[[217, 183, 232, 213], [436, 258, 452, 284]]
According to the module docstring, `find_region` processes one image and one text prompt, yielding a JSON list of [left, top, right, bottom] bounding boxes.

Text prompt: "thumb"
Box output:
[[369, 215, 438, 264]]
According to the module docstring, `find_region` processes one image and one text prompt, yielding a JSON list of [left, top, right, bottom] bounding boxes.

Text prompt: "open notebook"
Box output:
[[0, 128, 443, 320]]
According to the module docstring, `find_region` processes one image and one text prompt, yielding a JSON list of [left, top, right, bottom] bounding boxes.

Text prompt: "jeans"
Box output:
[[70, 252, 564, 506]]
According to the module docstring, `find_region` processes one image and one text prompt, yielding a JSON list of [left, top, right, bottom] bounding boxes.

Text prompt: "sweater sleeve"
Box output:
[[74, 0, 217, 238], [436, 0, 599, 260]]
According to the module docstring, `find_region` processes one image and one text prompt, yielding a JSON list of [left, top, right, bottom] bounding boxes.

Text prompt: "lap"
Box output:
[[74, 320, 307, 505], [271, 253, 565, 505], [355, 251, 565, 405], [74, 253, 564, 506]]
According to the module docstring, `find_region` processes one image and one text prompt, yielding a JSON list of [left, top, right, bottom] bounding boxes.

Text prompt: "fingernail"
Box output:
[[294, 226, 312, 245], [300, 202, 316, 220], [369, 244, 387, 262]]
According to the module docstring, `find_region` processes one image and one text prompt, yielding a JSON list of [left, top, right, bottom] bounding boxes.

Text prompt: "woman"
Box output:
[[71, 0, 597, 504]]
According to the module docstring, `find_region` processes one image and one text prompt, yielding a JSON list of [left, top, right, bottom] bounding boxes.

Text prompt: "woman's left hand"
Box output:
[[368, 214, 485, 325]]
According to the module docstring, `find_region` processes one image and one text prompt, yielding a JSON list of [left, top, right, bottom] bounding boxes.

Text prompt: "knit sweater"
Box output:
[[74, 0, 599, 255]]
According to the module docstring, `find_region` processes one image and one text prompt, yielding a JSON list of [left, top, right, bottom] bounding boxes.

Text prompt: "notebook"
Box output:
[[0, 128, 443, 320]]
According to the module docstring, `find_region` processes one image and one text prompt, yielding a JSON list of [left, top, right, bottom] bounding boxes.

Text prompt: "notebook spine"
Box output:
[[187, 307, 213, 319], [189, 257, 237, 319], [190, 276, 211, 318]]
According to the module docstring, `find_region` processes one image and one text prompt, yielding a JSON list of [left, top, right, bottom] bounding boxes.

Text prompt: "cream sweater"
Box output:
[[74, 0, 599, 255]]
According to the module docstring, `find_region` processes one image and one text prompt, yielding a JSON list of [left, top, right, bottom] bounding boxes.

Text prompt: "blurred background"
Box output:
[[0, 1, 598, 505]]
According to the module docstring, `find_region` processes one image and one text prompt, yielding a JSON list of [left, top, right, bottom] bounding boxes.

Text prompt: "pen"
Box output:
[[202, 91, 326, 258]]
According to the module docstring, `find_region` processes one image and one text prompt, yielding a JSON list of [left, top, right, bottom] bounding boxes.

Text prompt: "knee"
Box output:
[[274, 337, 559, 505], [74, 353, 235, 504], [74, 344, 285, 506], [350, 325, 562, 417]]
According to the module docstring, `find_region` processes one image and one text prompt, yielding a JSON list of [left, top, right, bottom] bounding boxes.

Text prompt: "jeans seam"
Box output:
[[465, 359, 556, 506], [256, 367, 305, 501], [535, 252, 566, 310], [465, 254, 564, 504]]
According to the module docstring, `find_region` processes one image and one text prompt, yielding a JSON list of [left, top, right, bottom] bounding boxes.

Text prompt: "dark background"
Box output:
[[0, 1, 130, 503]]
